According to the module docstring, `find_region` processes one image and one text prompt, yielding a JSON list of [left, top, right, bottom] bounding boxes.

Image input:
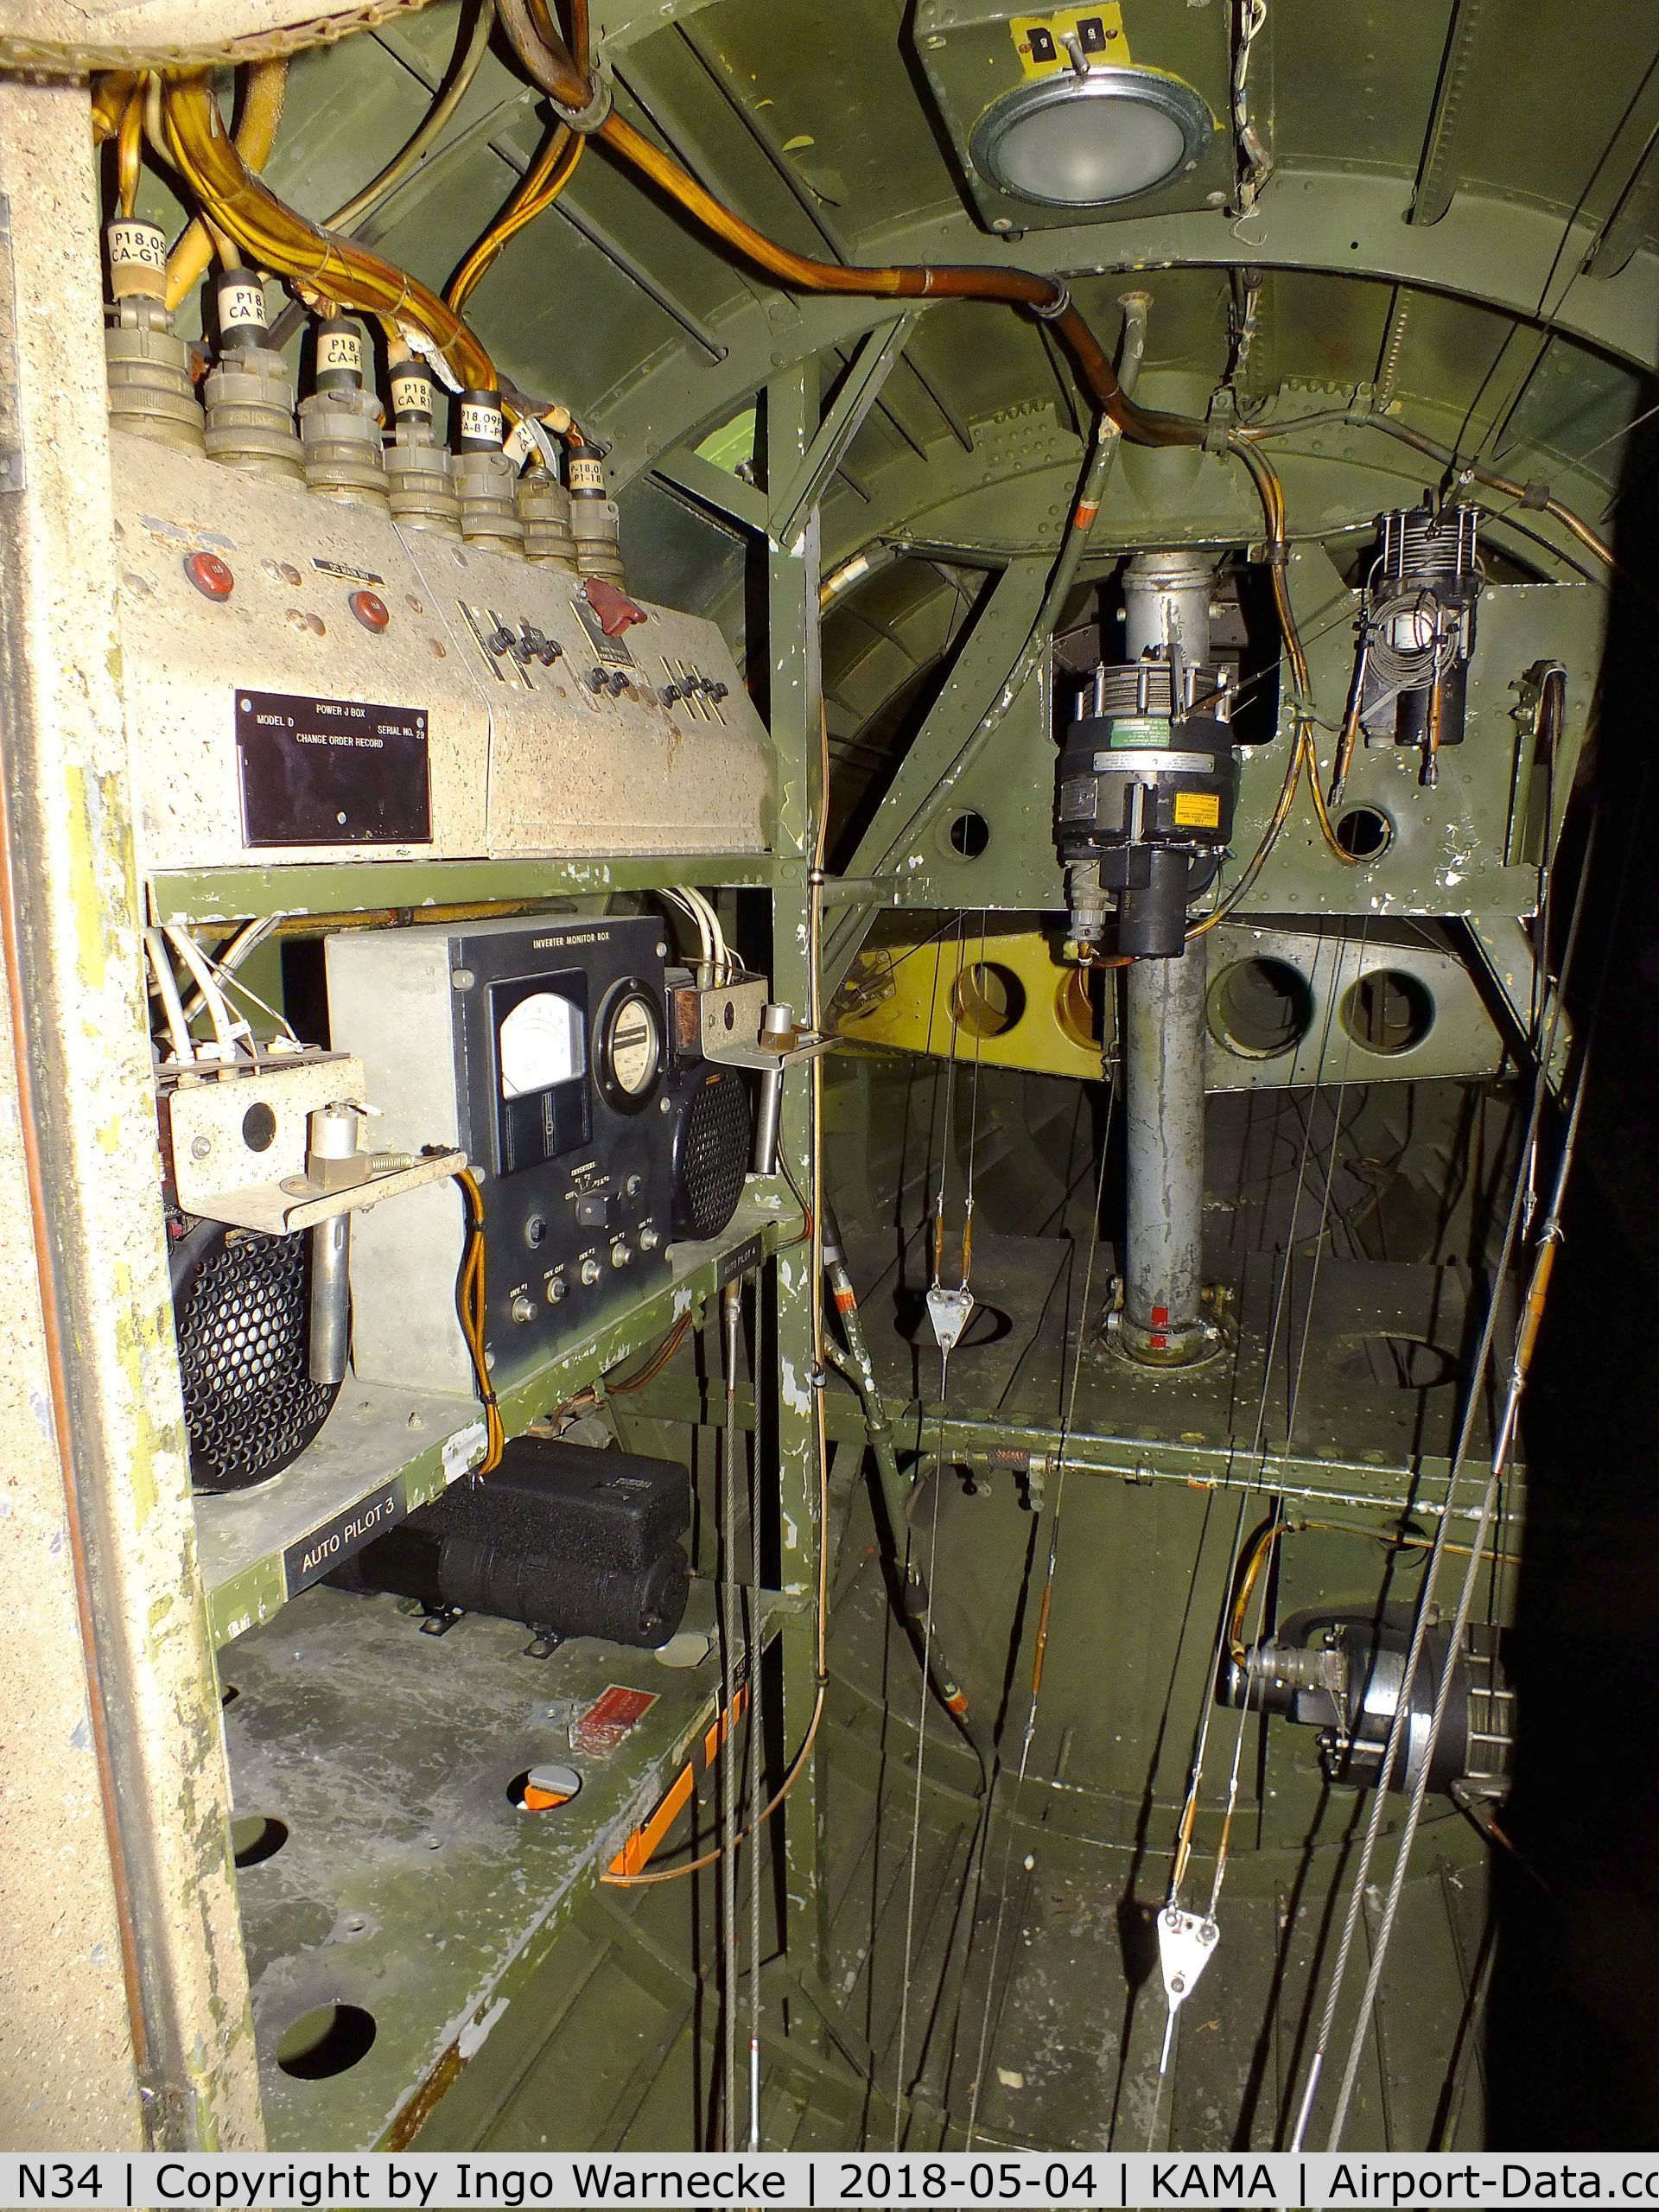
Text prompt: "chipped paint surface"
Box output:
[[456, 1996, 507, 2059], [779, 1357, 812, 1417], [0, 84, 259, 2148]]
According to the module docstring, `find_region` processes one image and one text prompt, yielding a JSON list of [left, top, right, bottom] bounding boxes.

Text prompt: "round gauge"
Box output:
[[595, 980, 664, 1113]]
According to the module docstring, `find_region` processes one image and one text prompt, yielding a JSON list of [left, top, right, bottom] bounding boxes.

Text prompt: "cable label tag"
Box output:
[[318, 326, 365, 376], [568, 454, 606, 494], [219, 277, 266, 331], [717, 1232, 764, 1287], [389, 370, 432, 417], [460, 400, 505, 448], [399, 322, 463, 392], [504, 416, 562, 472], [442, 1421, 489, 1482], [107, 219, 166, 270]]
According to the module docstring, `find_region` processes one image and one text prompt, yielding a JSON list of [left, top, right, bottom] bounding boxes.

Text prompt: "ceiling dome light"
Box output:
[[972, 67, 1213, 208]]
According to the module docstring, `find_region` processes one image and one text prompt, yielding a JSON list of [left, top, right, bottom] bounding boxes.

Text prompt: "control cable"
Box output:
[[602, 690, 833, 1891], [1147, 923, 1357, 2146], [893, 906, 988, 2145], [963, 1068, 1118, 2148], [718, 1273, 741, 2152], [1287, 818, 1597, 2150], [1320, 1037, 1591, 2147]]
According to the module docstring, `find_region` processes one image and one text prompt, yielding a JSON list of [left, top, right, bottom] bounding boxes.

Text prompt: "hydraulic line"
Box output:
[[1235, 412, 1616, 575], [493, 0, 1210, 452]]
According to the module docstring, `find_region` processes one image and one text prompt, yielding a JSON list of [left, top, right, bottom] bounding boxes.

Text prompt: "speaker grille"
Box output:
[[671, 1066, 750, 1241], [170, 1220, 340, 1491]]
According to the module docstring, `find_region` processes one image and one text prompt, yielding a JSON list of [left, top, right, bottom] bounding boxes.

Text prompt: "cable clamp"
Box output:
[[808, 1363, 829, 1390], [551, 68, 613, 132], [1032, 283, 1072, 322], [808, 865, 826, 886], [1522, 478, 1552, 512]]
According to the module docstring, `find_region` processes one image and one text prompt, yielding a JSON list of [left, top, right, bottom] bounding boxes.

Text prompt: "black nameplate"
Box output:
[[236, 689, 431, 847], [283, 1481, 404, 1597], [717, 1231, 765, 1285]]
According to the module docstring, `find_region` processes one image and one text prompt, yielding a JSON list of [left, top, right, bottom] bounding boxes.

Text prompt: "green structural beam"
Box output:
[[821, 556, 1051, 997], [769, 312, 924, 550]]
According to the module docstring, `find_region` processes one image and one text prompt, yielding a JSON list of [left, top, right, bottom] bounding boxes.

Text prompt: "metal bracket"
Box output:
[[162, 1052, 466, 1233], [1157, 1904, 1220, 2034], [925, 1282, 975, 1362]]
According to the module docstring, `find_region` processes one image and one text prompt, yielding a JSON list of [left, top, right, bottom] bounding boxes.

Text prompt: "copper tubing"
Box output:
[[164, 60, 286, 311], [159, 73, 495, 391], [495, 0, 1205, 448], [1332, 415, 1618, 571]]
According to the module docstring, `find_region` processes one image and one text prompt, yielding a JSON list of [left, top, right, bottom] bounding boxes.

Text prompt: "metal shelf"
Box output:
[[195, 1186, 795, 1648], [223, 1579, 788, 2151], [149, 851, 778, 926]]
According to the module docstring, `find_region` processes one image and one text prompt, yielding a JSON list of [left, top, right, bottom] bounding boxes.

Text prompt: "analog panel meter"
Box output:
[[498, 988, 585, 1100], [595, 980, 664, 1113]]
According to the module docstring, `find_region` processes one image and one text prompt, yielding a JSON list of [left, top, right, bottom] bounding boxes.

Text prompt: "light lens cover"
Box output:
[[973, 67, 1212, 208]]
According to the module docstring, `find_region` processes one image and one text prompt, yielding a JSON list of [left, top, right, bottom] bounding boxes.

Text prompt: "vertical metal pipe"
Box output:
[[307, 1103, 357, 1385], [1116, 549, 1217, 1365], [308, 1215, 352, 1386], [1121, 941, 1211, 1362]]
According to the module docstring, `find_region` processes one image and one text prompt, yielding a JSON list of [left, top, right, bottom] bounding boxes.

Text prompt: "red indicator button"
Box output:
[[184, 550, 234, 601], [349, 588, 390, 633]]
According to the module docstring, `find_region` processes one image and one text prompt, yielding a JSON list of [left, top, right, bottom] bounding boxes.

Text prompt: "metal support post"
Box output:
[[1119, 942, 1212, 1363], [0, 83, 261, 2147], [764, 364, 829, 1987], [1116, 550, 1217, 1369]]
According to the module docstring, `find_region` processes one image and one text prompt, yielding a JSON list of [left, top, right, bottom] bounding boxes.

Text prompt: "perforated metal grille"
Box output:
[[172, 1224, 340, 1491], [671, 1067, 750, 1241]]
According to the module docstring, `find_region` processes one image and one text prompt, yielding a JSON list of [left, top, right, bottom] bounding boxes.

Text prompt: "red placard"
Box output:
[[573, 1683, 659, 1757]]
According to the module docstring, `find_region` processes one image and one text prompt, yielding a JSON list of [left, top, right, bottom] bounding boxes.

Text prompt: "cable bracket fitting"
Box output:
[[1032, 284, 1072, 322], [551, 69, 613, 132]]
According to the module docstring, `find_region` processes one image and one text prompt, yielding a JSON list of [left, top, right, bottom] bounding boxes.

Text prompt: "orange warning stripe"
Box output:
[[607, 1681, 749, 1878]]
